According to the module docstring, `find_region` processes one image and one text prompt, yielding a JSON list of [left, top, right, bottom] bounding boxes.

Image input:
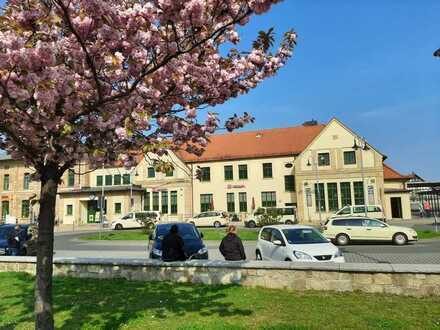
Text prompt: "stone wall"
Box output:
[[1, 257, 440, 297]]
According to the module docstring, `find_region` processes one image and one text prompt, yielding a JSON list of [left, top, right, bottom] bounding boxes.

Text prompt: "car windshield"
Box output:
[[282, 228, 328, 244], [156, 224, 200, 240], [121, 213, 132, 220]]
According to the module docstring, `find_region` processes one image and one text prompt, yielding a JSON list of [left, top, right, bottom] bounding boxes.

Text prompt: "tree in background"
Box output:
[[0, 0, 296, 328]]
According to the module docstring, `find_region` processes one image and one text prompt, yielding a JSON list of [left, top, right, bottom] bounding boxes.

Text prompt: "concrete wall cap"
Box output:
[[2, 257, 440, 274]]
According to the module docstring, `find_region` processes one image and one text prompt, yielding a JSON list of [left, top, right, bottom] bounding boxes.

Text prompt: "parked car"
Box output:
[[0, 224, 31, 256], [255, 225, 344, 263], [322, 217, 418, 246], [187, 211, 229, 228], [111, 211, 161, 230], [148, 222, 208, 259], [245, 207, 297, 228], [330, 205, 385, 221]]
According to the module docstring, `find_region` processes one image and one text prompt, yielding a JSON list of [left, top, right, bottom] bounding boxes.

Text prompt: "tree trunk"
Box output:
[[35, 167, 60, 330]]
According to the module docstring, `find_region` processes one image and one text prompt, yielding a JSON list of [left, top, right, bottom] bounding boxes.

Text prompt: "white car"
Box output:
[[187, 211, 229, 228], [111, 211, 160, 230], [256, 225, 345, 263]]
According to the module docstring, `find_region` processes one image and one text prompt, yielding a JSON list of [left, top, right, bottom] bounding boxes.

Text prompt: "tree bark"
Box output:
[[35, 166, 60, 330]]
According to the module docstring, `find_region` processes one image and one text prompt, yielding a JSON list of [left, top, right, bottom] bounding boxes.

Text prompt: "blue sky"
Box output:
[[1, 1, 439, 179], [214, 1, 440, 180]]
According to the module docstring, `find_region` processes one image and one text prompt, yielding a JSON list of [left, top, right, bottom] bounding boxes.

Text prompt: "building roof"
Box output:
[[383, 164, 412, 181], [177, 124, 326, 163]]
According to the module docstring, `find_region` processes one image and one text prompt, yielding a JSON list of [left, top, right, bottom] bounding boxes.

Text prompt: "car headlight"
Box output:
[[152, 248, 162, 257], [197, 247, 208, 255], [293, 251, 313, 260], [334, 249, 343, 258]]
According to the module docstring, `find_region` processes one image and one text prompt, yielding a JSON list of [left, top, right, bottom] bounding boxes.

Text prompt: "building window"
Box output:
[[261, 191, 276, 207], [105, 175, 113, 186], [239, 192, 247, 212], [327, 183, 339, 211], [344, 151, 356, 165], [1, 201, 9, 221], [284, 175, 295, 192], [161, 191, 168, 214], [353, 182, 365, 205], [114, 174, 121, 185], [238, 165, 248, 180], [96, 175, 103, 187], [66, 204, 73, 216], [114, 202, 122, 215], [143, 191, 150, 211], [226, 193, 235, 213], [152, 192, 159, 211], [200, 167, 210, 182], [21, 200, 30, 218], [67, 169, 75, 187], [318, 153, 330, 166], [314, 183, 325, 212], [122, 174, 130, 185], [340, 182, 352, 206], [224, 165, 233, 181], [3, 174, 9, 191], [262, 163, 273, 178], [165, 169, 173, 177], [170, 191, 178, 214], [200, 194, 213, 212], [147, 167, 155, 178], [23, 173, 30, 190]]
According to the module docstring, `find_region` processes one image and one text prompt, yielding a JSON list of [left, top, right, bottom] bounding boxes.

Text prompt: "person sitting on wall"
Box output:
[[161, 224, 186, 262]]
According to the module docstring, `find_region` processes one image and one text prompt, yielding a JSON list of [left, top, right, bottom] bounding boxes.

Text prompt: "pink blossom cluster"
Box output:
[[0, 0, 296, 172]]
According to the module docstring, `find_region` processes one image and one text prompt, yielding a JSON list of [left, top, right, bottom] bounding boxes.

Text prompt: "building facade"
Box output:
[[0, 118, 413, 225]]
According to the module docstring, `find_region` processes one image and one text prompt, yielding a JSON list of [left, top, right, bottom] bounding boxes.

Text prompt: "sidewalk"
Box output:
[[54, 224, 109, 234]]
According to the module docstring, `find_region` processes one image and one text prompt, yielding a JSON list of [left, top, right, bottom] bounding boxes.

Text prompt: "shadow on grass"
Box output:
[[0, 273, 252, 329]]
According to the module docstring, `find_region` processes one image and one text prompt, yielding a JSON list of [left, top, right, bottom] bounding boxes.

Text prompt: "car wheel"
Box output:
[[256, 250, 262, 260], [247, 220, 256, 228], [336, 234, 350, 246], [393, 233, 408, 245], [213, 221, 221, 228], [115, 224, 123, 230], [285, 220, 293, 225]]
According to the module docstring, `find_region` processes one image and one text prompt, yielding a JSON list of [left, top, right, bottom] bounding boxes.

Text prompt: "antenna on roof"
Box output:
[[302, 120, 318, 126]]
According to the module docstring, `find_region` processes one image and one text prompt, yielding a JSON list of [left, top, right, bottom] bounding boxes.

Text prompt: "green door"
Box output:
[[87, 200, 97, 223], [1, 201, 9, 222]]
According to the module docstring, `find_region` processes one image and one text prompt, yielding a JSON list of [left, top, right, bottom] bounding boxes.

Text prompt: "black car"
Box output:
[[149, 223, 208, 260], [0, 224, 30, 255]]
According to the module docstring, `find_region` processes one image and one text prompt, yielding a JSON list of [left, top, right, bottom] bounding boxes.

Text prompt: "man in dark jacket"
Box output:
[[162, 224, 186, 262], [219, 225, 246, 261], [7, 225, 21, 256]]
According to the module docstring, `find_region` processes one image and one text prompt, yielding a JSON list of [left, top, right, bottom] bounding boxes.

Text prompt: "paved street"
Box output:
[[54, 231, 440, 264]]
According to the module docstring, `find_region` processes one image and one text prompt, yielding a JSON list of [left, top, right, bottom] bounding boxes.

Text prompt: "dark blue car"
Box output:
[[0, 224, 30, 255], [149, 223, 208, 260]]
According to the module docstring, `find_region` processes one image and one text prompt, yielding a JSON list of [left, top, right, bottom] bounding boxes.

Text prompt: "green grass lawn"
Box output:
[[417, 230, 440, 240], [1, 272, 440, 330], [80, 228, 258, 241]]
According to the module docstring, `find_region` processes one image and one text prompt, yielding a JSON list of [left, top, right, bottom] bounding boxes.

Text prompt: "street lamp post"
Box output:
[[130, 167, 139, 213], [352, 137, 370, 218], [307, 156, 323, 224]]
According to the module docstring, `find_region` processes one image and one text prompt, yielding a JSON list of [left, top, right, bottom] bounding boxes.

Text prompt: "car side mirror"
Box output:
[[273, 240, 283, 246]]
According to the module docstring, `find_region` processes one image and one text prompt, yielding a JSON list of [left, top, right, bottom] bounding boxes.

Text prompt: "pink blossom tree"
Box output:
[[0, 0, 296, 328]]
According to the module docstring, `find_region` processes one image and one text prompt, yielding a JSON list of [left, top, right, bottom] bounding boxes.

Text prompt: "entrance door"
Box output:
[[390, 197, 403, 219], [87, 200, 98, 223], [1, 201, 9, 222]]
